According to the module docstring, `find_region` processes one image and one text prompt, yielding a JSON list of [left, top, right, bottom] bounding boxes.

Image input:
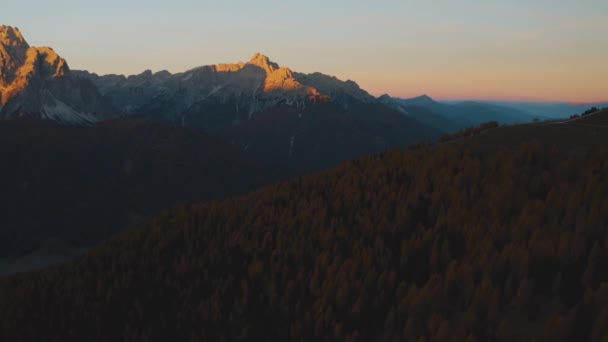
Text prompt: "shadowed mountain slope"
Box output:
[[0, 119, 270, 267], [2, 117, 608, 340]]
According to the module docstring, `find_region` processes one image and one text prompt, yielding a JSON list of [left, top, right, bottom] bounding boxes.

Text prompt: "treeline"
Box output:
[[439, 121, 499, 142], [569, 107, 603, 120], [1, 137, 608, 341]]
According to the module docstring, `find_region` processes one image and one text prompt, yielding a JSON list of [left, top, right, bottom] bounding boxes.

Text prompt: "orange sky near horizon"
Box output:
[[360, 67, 608, 103], [357, 49, 608, 103]]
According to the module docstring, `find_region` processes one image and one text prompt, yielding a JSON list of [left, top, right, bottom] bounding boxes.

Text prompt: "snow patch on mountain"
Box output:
[[41, 93, 97, 125]]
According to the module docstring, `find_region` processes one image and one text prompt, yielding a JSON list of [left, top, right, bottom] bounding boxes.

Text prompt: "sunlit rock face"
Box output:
[[75, 52, 375, 127], [0, 26, 29, 106], [1, 46, 68, 106], [247, 52, 314, 94], [0, 26, 112, 124], [0, 26, 29, 88], [167, 52, 322, 108]]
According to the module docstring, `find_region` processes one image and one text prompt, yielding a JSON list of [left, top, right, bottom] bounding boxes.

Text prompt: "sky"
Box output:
[[2, 0, 607, 102]]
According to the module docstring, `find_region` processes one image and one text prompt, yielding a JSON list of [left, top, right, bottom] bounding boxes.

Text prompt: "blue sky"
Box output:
[[2, 0, 607, 101]]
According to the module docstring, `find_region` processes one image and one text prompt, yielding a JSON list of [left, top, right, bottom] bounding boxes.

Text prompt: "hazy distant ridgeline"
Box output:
[[487, 101, 608, 119]]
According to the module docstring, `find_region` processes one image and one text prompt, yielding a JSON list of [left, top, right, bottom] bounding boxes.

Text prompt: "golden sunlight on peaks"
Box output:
[[22, 47, 68, 77], [0, 46, 68, 106], [212, 63, 246, 73], [263, 67, 302, 93], [0, 26, 27, 48], [246, 53, 316, 94], [248, 52, 278, 74], [0, 26, 29, 87], [205, 52, 317, 94], [168, 52, 327, 99]]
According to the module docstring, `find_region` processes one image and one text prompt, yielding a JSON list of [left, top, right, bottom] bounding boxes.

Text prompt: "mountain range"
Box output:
[[382, 94, 548, 132], [0, 25, 549, 171], [73, 53, 442, 170]]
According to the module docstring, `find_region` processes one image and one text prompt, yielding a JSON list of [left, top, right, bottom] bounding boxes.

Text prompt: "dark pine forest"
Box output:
[[2, 112, 608, 341]]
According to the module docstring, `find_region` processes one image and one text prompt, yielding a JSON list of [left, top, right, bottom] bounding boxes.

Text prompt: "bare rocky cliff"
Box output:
[[0, 26, 113, 124]]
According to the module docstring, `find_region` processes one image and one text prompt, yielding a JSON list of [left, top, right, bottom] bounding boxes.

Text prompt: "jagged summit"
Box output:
[[0, 26, 30, 86], [0, 25, 112, 123], [0, 27, 70, 106], [179, 53, 315, 95], [0, 26, 27, 48], [0, 25, 68, 79], [76, 51, 378, 119], [215, 53, 307, 93], [248, 53, 279, 73]]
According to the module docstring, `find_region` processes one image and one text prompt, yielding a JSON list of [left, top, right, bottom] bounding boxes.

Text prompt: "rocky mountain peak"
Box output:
[[0, 26, 31, 86], [0, 26, 111, 123], [0, 26, 28, 49], [0, 26, 68, 89], [1, 44, 70, 106], [25, 47, 69, 77], [248, 53, 279, 73], [239, 53, 309, 94]]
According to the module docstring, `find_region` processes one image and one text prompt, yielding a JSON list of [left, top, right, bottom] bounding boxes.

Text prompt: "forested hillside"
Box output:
[[1, 119, 608, 341], [0, 119, 270, 261]]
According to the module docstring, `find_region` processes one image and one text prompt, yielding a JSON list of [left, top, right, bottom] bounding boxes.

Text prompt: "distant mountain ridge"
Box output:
[[486, 101, 608, 119], [387, 94, 544, 131], [75, 53, 441, 170], [0, 25, 549, 170], [0, 25, 442, 170], [378, 94, 463, 133], [0, 25, 556, 134], [0, 25, 380, 130], [73, 52, 375, 125]]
